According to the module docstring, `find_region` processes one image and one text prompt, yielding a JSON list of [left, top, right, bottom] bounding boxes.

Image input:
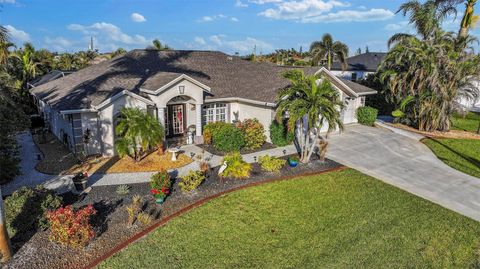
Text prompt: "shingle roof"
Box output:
[[31, 50, 375, 111], [331, 52, 386, 72], [28, 70, 73, 88]]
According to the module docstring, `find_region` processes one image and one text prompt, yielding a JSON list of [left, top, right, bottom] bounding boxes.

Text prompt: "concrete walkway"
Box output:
[[2, 133, 55, 195], [326, 124, 480, 222]]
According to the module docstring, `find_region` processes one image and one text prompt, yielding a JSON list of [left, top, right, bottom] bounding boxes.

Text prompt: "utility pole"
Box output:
[[0, 186, 12, 262]]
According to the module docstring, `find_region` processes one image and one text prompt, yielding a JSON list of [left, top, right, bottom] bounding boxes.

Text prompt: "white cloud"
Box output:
[[131, 12, 146, 22], [4, 25, 30, 42], [258, 0, 349, 20], [194, 36, 206, 45], [0, 0, 16, 3], [191, 35, 273, 54], [249, 0, 283, 4], [385, 21, 409, 31], [235, 0, 248, 7], [197, 14, 238, 23], [67, 22, 151, 51], [44, 36, 73, 52], [302, 8, 394, 23]]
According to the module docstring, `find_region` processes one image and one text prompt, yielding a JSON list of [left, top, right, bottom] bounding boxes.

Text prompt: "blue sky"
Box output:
[[0, 0, 470, 55]]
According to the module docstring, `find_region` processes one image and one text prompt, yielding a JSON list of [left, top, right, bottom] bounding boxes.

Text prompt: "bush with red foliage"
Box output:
[[46, 205, 97, 248]]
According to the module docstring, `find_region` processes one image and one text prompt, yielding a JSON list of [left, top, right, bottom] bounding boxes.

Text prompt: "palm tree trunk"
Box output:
[[477, 119, 480, 134], [327, 53, 332, 70], [459, 0, 476, 39], [0, 187, 12, 262]]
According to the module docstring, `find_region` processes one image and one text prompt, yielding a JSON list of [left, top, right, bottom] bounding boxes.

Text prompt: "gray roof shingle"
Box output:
[[31, 50, 375, 111], [331, 52, 386, 72]]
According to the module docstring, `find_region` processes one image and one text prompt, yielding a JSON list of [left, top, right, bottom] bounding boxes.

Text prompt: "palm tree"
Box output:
[[57, 53, 76, 70], [11, 44, 40, 91], [110, 47, 127, 58], [276, 70, 344, 163], [309, 34, 348, 70], [150, 39, 171, 51], [115, 108, 165, 162], [388, 0, 456, 47], [435, 0, 479, 38], [0, 25, 13, 65]]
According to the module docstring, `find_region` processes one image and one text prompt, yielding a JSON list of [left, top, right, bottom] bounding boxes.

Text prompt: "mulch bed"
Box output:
[[197, 142, 277, 156], [4, 155, 342, 269], [384, 123, 480, 140]]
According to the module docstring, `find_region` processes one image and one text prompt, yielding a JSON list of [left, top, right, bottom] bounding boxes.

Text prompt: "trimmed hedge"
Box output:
[[212, 125, 245, 152], [356, 106, 378, 126], [269, 120, 294, 146]]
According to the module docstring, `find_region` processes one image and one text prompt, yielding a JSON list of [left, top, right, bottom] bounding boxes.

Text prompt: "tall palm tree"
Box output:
[[0, 25, 12, 65], [436, 0, 479, 38], [11, 45, 40, 91], [57, 53, 76, 70], [115, 108, 165, 162], [276, 70, 344, 163], [388, 0, 456, 47], [309, 34, 348, 70]]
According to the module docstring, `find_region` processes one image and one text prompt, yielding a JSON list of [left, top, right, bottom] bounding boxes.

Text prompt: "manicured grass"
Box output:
[[451, 112, 480, 133], [423, 138, 480, 178], [100, 169, 480, 268]]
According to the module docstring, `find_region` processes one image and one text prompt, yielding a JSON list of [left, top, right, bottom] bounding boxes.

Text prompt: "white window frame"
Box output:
[[203, 103, 227, 124]]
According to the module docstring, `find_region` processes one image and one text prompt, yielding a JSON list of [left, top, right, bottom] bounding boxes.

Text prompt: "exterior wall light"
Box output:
[[179, 85, 185, 94]]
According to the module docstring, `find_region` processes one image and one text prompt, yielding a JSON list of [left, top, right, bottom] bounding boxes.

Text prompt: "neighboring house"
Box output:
[[330, 52, 386, 81], [27, 70, 74, 88], [29, 50, 376, 157]]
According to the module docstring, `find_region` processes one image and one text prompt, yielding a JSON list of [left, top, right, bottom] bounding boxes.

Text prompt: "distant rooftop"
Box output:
[[331, 52, 386, 72]]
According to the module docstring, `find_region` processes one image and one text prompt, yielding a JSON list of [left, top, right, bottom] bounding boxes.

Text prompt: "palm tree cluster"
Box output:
[[276, 70, 344, 163], [309, 33, 349, 70], [258, 48, 310, 66], [115, 108, 165, 162], [379, 0, 480, 132]]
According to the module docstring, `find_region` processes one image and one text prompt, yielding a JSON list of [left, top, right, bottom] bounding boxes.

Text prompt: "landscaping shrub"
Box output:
[[150, 170, 171, 199], [212, 126, 245, 152], [221, 152, 252, 179], [126, 195, 142, 225], [203, 122, 231, 145], [270, 120, 294, 146], [46, 205, 96, 248], [179, 170, 206, 192], [5, 186, 62, 238], [236, 118, 266, 149], [258, 155, 286, 173], [356, 106, 378, 126]]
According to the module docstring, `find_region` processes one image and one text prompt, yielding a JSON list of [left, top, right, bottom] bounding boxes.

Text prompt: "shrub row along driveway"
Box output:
[[327, 124, 480, 222]]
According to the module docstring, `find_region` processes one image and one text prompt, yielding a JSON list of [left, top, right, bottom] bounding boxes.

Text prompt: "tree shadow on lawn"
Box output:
[[427, 138, 480, 175]]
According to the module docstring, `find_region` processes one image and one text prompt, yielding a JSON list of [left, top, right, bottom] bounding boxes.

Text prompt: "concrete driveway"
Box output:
[[327, 124, 480, 222]]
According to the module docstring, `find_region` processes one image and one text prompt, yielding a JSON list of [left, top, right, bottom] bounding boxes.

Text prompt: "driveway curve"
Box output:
[[327, 124, 480, 222]]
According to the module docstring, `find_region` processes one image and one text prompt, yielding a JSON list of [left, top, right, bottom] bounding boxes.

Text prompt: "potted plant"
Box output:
[[72, 172, 89, 191], [288, 156, 299, 167], [150, 170, 171, 204]]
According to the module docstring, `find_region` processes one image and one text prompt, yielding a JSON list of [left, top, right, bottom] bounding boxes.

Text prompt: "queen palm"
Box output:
[[276, 70, 344, 163], [435, 0, 478, 38], [115, 108, 165, 162], [11, 45, 40, 91], [309, 34, 348, 70]]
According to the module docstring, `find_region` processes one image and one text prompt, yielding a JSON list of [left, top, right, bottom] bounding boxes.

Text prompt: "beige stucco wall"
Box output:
[[98, 94, 149, 156], [146, 79, 204, 107], [228, 101, 275, 143]]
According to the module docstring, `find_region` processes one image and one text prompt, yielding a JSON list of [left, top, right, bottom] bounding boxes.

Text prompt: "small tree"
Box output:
[[115, 108, 164, 162], [276, 70, 344, 163]]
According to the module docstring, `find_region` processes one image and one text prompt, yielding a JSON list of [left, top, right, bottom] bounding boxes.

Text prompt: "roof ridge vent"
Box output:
[[226, 56, 233, 61]]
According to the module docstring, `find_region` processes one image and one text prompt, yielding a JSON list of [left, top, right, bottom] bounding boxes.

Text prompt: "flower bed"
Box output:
[[4, 156, 341, 269]]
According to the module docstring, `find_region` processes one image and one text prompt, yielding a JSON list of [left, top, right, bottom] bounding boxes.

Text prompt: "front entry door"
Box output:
[[165, 104, 185, 138]]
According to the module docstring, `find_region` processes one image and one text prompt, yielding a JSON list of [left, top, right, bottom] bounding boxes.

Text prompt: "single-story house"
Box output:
[[330, 52, 386, 81], [29, 50, 376, 156]]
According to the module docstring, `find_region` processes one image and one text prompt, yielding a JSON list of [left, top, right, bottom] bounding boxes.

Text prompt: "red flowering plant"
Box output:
[[150, 170, 171, 199], [46, 205, 97, 248]]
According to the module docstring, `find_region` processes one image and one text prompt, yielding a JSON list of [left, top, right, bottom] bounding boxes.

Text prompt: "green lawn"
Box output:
[[100, 169, 480, 268], [451, 112, 480, 133], [423, 138, 480, 178]]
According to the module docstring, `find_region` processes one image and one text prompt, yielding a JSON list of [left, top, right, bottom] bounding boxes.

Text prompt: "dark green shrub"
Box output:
[[5, 186, 63, 238], [356, 106, 378, 126], [203, 122, 231, 144], [236, 118, 265, 149], [212, 126, 245, 152], [269, 120, 294, 146]]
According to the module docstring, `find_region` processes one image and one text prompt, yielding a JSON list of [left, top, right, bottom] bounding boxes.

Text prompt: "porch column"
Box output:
[[195, 103, 202, 136], [158, 107, 166, 128]]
